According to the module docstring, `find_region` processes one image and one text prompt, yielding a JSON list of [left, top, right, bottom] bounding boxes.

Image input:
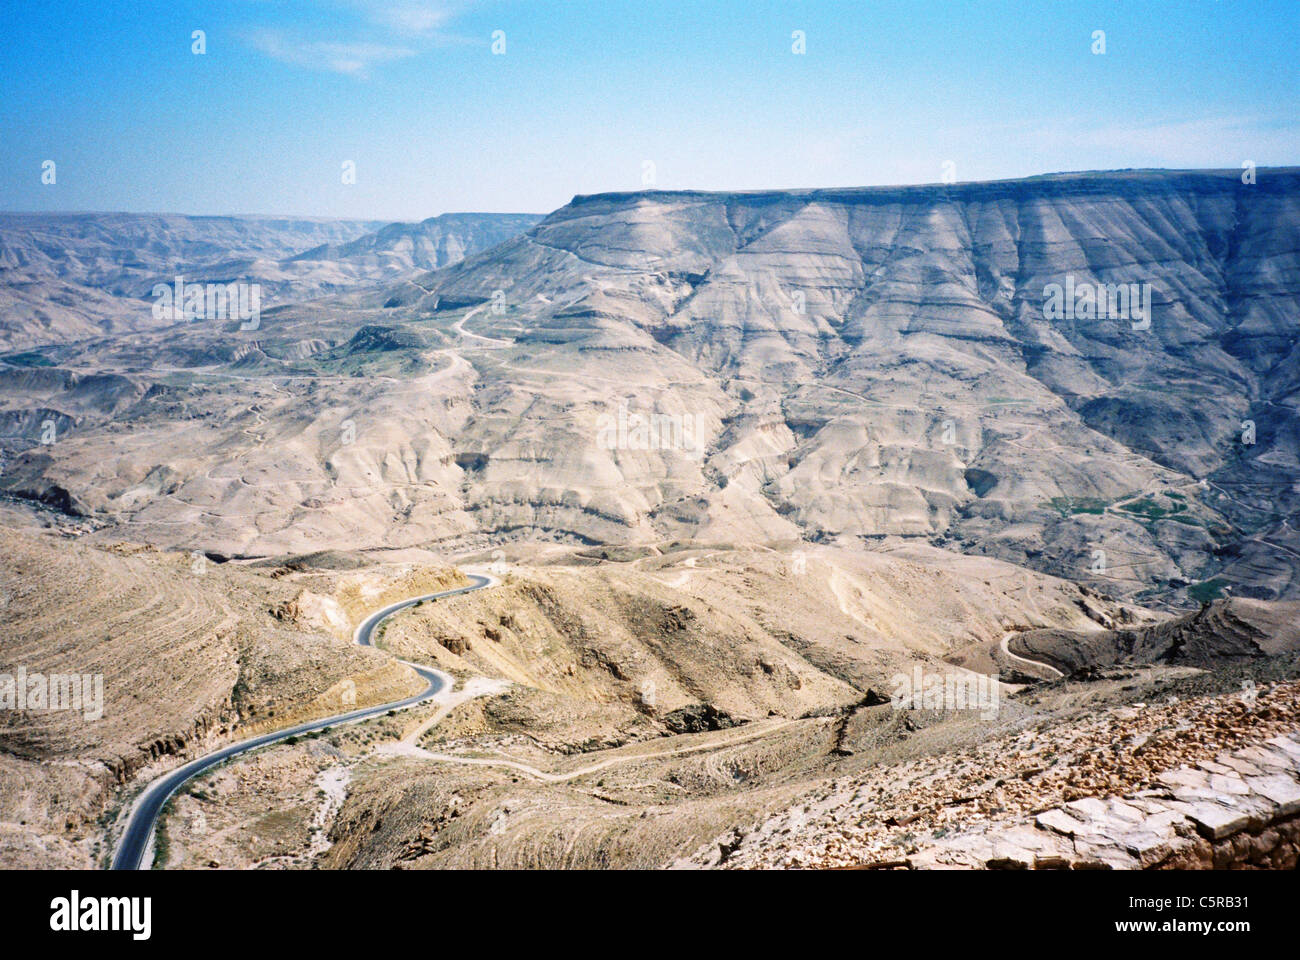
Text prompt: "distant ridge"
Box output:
[[565, 166, 1300, 209]]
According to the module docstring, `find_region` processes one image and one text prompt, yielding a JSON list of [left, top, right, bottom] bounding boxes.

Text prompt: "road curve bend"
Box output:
[[999, 630, 1065, 681], [110, 572, 495, 870]]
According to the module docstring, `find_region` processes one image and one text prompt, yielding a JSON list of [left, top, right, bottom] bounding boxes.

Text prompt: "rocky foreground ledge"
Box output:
[[913, 733, 1300, 870], [690, 679, 1300, 870]]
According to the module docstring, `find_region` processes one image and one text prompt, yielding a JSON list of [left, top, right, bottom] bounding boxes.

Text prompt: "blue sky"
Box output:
[[2, 0, 1297, 220]]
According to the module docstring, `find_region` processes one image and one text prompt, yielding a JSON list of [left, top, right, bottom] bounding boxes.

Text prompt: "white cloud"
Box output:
[[244, 2, 467, 77], [360, 2, 458, 36], [247, 30, 416, 77]]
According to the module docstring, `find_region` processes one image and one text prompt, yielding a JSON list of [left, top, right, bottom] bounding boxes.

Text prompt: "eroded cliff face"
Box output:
[[384, 169, 1300, 602], [4, 170, 1297, 604]]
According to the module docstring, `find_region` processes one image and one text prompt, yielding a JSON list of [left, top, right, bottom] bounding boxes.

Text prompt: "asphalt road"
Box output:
[[110, 573, 493, 870]]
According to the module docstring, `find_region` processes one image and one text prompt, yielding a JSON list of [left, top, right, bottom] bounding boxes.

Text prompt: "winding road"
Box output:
[[451, 304, 513, 347], [110, 572, 495, 870], [382, 715, 801, 782], [999, 630, 1065, 681]]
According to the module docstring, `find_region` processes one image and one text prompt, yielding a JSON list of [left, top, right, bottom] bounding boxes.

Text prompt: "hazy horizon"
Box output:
[[6, 164, 1300, 223]]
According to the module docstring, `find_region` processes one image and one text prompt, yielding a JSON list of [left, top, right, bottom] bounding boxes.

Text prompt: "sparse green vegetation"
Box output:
[[1117, 496, 1169, 521], [1188, 578, 1228, 603], [1046, 496, 1109, 517]]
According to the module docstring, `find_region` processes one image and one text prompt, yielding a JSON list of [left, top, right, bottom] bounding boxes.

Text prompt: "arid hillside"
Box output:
[[0, 528, 461, 868], [2, 170, 1299, 872], [2, 170, 1296, 609], [126, 543, 1300, 871], [0, 211, 540, 350]]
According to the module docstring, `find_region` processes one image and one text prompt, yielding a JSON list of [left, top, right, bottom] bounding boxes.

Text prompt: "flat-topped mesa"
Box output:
[[561, 167, 1300, 213]]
